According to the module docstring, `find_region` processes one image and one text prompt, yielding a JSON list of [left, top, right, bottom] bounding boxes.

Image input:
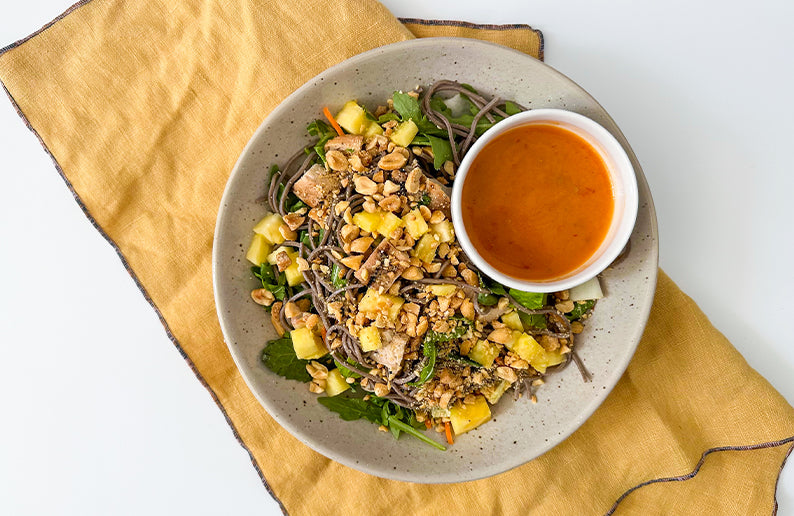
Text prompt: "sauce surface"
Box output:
[[461, 123, 614, 281]]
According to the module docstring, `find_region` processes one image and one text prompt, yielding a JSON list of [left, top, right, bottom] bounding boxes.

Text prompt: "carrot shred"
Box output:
[[424, 419, 432, 430], [444, 422, 454, 445], [323, 106, 344, 136]]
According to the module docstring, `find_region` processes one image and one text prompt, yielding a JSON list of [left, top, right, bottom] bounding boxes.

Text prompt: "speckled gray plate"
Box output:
[[213, 38, 658, 483]]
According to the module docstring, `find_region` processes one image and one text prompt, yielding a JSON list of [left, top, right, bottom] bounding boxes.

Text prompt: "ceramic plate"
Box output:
[[213, 38, 658, 483]]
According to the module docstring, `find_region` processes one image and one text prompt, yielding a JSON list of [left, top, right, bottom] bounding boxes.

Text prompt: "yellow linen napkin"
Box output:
[[1, 1, 792, 514]]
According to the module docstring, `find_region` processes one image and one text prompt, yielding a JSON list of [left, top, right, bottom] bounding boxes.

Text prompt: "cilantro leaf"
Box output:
[[261, 336, 311, 382]]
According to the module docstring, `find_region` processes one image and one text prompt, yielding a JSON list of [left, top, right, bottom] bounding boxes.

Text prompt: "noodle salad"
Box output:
[[244, 81, 600, 450]]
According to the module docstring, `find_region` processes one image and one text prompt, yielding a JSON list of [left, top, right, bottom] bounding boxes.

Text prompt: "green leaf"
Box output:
[[425, 134, 453, 170], [252, 263, 287, 302], [508, 289, 547, 310], [261, 337, 311, 382], [477, 272, 506, 306], [377, 112, 401, 124], [330, 262, 347, 289], [387, 416, 446, 451], [412, 340, 437, 386], [392, 91, 422, 122], [566, 299, 596, 321], [519, 312, 547, 330], [318, 396, 383, 425], [409, 134, 431, 146], [306, 119, 337, 164], [460, 83, 479, 94], [504, 101, 523, 116], [418, 193, 432, 206], [447, 352, 481, 368], [334, 358, 362, 378]]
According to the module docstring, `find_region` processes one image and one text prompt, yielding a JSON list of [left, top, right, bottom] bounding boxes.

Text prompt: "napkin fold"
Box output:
[[2, 1, 792, 514]]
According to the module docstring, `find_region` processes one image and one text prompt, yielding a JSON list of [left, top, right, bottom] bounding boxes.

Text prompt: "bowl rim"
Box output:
[[450, 108, 639, 293], [212, 36, 659, 483]]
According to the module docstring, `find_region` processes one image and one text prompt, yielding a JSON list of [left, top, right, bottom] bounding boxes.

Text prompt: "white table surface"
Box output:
[[1, 0, 792, 514]]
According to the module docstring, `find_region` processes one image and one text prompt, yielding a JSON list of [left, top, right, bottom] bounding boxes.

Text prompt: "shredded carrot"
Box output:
[[323, 106, 344, 136], [444, 422, 454, 445], [424, 419, 432, 430]]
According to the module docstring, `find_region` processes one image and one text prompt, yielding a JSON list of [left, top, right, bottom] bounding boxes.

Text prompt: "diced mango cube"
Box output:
[[402, 208, 429, 239], [481, 380, 512, 404], [284, 262, 305, 286], [353, 211, 382, 234], [431, 220, 454, 243], [334, 101, 367, 134], [358, 325, 382, 352], [501, 330, 524, 352], [413, 233, 439, 263], [501, 311, 523, 331], [513, 333, 545, 364], [253, 213, 286, 245], [245, 234, 271, 266], [360, 119, 384, 137], [290, 327, 327, 360], [427, 284, 457, 297], [377, 211, 403, 237], [450, 396, 491, 435], [358, 289, 403, 322], [467, 339, 501, 368], [389, 119, 419, 147], [325, 368, 351, 397]]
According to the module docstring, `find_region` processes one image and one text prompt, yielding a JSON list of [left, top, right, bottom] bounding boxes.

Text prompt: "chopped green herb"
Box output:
[[566, 299, 596, 320], [306, 119, 336, 164], [252, 263, 287, 303], [330, 262, 347, 289]]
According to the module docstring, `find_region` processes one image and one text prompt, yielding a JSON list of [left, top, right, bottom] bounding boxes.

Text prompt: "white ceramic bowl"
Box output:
[[451, 109, 639, 293]]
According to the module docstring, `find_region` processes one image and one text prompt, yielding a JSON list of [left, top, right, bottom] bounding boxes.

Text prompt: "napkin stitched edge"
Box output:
[[1, 4, 792, 515]]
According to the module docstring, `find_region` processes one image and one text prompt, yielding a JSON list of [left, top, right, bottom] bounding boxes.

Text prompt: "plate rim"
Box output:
[[212, 36, 659, 483]]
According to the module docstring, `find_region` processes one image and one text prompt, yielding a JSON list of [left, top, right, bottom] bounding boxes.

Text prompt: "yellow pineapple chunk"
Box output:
[[467, 339, 500, 368], [334, 101, 367, 134], [389, 119, 419, 147], [360, 119, 384, 137], [253, 213, 286, 245], [501, 311, 523, 331], [377, 211, 403, 237], [501, 330, 524, 352], [353, 211, 382, 234], [513, 333, 546, 368], [358, 289, 403, 322], [325, 369, 351, 397], [245, 234, 271, 266], [358, 325, 382, 351], [481, 380, 512, 404], [290, 327, 327, 360], [430, 220, 454, 243], [284, 262, 305, 286], [402, 208, 429, 239], [427, 284, 457, 297], [531, 349, 566, 374], [412, 233, 439, 263], [450, 396, 491, 435]]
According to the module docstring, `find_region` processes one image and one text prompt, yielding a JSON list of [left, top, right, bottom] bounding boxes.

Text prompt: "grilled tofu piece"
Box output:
[[371, 330, 409, 376], [324, 134, 364, 153], [292, 164, 342, 208], [425, 178, 451, 217], [354, 239, 410, 292]]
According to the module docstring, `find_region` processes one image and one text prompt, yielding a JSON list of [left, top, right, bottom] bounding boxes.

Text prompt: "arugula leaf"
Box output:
[[504, 101, 523, 115], [566, 299, 596, 321], [261, 337, 312, 382], [252, 263, 287, 303], [387, 416, 446, 451], [318, 396, 383, 424], [447, 352, 481, 368], [330, 262, 347, 289], [413, 340, 437, 386], [306, 119, 336, 164], [392, 91, 422, 122], [377, 112, 401, 124], [425, 134, 453, 170], [519, 312, 547, 330], [508, 289, 547, 310]]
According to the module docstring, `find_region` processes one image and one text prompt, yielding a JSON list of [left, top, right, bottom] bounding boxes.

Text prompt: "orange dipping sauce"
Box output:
[[461, 123, 615, 282]]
